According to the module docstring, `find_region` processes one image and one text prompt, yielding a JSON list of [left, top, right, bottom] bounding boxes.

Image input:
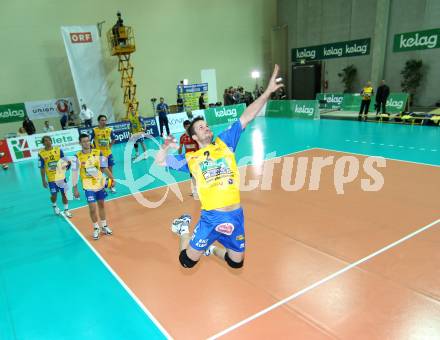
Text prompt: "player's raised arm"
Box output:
[[239, 64, 284, 129]]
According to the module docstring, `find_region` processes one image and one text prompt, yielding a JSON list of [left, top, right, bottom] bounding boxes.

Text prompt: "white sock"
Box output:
[[100, 220, 107, 227], [52, 203, 57, 208], [93, 222, 100, 229], [64, 204, 68, 210]]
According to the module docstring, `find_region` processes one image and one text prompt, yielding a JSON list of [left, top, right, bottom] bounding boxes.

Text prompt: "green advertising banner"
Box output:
[[292, 38, 370, 62], [341, 93, 408, 113], [0, 103, 27, 124], [204, 103, 246, 126], [393, 28, 440, 52], [385, 93, 409, 113], [266, 100, 319, 119], [316, 93, 344, 109], [341, 94, 364, 111]]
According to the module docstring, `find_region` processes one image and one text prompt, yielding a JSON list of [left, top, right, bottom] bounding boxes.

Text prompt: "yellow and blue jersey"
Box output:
[[128, 112, 143, 133], [91, 127, 115, 157], [166, 120, 243, 211], [74, 149, 107, 191], [38, 146, 66, 182], [361, 86, 374, 100]]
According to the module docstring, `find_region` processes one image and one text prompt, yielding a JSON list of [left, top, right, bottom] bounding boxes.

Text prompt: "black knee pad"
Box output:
[[225, 252, 244, 269], [179, 249, 198, 268]]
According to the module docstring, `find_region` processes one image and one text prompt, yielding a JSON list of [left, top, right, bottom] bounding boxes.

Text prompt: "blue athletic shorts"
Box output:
[[48, 180, 67, 194], [190, 207, 245, 253], [84, 188, 107, 203], [107, 154, 115, 167]]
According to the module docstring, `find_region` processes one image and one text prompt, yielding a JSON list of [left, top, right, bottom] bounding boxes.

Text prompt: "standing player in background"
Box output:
[[156, 65, 283, 270], [91, 114, 116, 192], [358, 81, 374, 121], [178, 120, 199, 197], [73, 134, 115, 240], [156, 97, 170, 137], [127, 104, 147, 160], [38, 136, 72, 217]]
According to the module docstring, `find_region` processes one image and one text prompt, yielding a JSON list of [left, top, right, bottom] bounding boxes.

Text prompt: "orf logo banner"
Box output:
[[61, 26, 114, 124], [70, 32, 93, 44]]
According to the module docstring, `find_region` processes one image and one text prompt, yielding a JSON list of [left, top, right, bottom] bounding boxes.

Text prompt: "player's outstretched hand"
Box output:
[[163, 135, 178, 150], [266, 64, 284, 94], [74, 188, 80, 199]]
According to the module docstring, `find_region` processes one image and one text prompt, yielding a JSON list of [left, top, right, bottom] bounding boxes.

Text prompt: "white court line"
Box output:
[[62, 216, 173, 339], [62, 148, 314, 334], [208, 218, 440, 340], [316, 147, 440, 168]]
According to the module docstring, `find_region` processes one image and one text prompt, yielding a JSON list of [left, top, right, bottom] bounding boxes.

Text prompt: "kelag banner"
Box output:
[[204, 104, 246, 126], [292, 38, 370, 62], [0, 103, 26, 124], [265, 100, 319, 119], [340, 93, 408, 113], [316, 93, 344, 109], [393, 28, 440, 52]]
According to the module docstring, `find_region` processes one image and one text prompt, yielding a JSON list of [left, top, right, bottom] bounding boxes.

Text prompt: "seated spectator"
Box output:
[[43, 121, 55, 132], [17, 127, 27, 136]]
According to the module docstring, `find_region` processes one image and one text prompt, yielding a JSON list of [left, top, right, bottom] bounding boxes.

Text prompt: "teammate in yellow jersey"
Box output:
[[156, 64, 284, 269], [73, 133, 115, 240], [359, 81, 374, 121], [91, 114, 117, 192], [38, 136, 72, 217], [127, 105, 147, 160]]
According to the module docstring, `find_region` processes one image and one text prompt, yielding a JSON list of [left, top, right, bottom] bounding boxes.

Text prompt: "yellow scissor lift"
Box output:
[[107, 26, 138, 116]]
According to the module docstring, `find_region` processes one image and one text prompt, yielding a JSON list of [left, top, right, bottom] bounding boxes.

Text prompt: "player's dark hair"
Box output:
[[97, 114, 107, 121], [183, 120, 191, 127], [79, 133, 90, 142], [188, 116, 205, 139], [41, 135, 51, 144]]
